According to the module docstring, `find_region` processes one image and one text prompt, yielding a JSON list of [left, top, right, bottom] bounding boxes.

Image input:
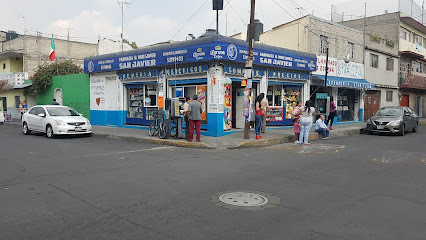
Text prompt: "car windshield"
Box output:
[[376, 108, 402, 116], [46, 107, 80, 116]]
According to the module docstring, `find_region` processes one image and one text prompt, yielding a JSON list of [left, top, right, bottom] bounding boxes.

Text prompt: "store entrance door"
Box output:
[[400, 95, 409, 107], [235, 88, 245, 129], [337, 89, 355, 122]]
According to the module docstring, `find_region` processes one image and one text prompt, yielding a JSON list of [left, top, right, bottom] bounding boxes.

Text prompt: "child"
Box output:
[[294, 118, 300, 144]]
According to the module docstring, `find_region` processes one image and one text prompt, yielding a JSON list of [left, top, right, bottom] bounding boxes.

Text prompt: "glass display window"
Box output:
[[266, 85, 282, 106], [128, 88, 144, 119], [283, 88, 301, 119], [144, 84, 157, 107]]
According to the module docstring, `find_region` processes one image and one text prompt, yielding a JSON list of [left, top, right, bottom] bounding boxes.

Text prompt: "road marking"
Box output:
[[77, 146, 174, 157]]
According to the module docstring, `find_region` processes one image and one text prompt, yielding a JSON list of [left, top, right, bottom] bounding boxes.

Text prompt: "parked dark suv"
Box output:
[[366, 106, 419, 136]]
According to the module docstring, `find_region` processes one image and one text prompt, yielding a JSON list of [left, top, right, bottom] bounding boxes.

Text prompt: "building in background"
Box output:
[[0, 30, 98, 119], [36, 73, 90, 119], [259, 15, 374, 123], [341, 12, 426, 118], [340, 13, 400, 120]]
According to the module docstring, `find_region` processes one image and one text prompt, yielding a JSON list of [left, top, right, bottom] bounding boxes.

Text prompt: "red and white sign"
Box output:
[[312, 56, 338, 76]]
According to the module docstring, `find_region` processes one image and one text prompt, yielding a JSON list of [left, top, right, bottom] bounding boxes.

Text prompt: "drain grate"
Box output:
[[219, 192, 268, 206], [211, 190, 280, 210]]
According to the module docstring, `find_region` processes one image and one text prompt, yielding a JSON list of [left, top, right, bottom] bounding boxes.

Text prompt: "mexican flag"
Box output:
[[49, 35, 56, 61]]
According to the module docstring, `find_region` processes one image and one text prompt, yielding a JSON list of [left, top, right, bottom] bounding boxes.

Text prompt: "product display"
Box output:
[[266, 106, 283, 122], [283, 88, 301, 119], [128, 88, 144, 119], [146, 108, 159, 120], [145, 85, 157, 107]]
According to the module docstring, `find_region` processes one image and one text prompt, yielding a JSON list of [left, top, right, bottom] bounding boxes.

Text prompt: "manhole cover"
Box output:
[[219, 192, 268, 206], [211, 190, 280, 210]]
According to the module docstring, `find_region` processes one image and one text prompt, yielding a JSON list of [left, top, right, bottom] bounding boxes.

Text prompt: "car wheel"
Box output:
[[23, 122, 31, 135], [399, 124, 405, 136], [46, 125, 55, 138], [412, 123, 418, 132]]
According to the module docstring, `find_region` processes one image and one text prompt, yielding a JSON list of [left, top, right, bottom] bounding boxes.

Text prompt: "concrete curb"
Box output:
[[92, 133, 214, 149], [234, 136, 291, 149]]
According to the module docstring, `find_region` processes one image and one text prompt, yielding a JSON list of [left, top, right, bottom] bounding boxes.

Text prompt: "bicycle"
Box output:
[[148, 113, 167, 139]]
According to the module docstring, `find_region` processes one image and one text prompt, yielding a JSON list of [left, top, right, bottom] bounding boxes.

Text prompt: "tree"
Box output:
[[29, 60, 83, 95], [123, 39, 138, 49], [0, 80, 10, 94]]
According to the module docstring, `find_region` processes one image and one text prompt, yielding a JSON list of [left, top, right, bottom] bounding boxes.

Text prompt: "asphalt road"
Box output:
[[1, 125, 426, 240]]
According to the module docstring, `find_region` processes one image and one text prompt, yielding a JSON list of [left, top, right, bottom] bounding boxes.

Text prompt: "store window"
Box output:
[[320, 35, 328, 54], [128, 88, 144, 119], [144, 84, 157, 107], [283, 88, 301, 120], [386, 58, 394, 71], [266, 86, 282, 106], [371, 54, 378, 68], [386, 90, 393, 102]]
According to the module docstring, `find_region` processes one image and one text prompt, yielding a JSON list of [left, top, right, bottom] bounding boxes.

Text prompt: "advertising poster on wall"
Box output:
[[223, 78, 232, 130], [176, 87, 184, 98], [196, 86, 207, 121]]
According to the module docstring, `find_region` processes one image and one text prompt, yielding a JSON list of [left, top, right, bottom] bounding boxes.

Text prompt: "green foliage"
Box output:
[[370, 33, 381, 43], [385, 35, 395, 48], [123, 39, 138, 49], [29, 60, 83, 95]]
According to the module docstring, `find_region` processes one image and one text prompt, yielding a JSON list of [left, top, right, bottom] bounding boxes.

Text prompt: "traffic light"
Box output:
[[213, 0, 223, 10]]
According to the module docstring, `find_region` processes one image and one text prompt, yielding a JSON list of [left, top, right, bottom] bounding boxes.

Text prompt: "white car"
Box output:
[[22, 105, 92, 138]]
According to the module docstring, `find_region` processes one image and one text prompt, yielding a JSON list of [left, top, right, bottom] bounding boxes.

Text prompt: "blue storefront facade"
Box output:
[[84, 35, 317, 137]]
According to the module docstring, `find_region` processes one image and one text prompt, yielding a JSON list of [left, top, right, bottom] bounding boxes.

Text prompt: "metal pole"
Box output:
[[324, 46, 329, 88], [363, 1, 366, 65], [121, 2, 124, 51], [244, 0, 256, 139], [216, 10, 219, 34]]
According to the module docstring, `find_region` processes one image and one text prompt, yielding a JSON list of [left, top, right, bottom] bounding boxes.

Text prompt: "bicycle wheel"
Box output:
[[148, 121, 158, 136], [158, 121, 167, 139]]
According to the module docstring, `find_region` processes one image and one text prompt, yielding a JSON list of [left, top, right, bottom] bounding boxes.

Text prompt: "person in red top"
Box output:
[[255, 93, 265, 139]]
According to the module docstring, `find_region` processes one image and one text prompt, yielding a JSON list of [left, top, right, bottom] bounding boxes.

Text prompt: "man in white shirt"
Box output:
[[315, 115, 330, 139], [182, 97, 192, 140]]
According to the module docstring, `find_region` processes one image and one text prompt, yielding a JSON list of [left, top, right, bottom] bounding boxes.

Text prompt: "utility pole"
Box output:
[[244, 0, 255, 139], [363, 2, 366, 65], [19, 15, 27, 73], [117, 0, 131, 52], [422, 0, 425, 24], [65, 27, 72, 60]]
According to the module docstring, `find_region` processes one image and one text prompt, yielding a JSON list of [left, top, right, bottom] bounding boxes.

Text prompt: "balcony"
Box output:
[[400, 73, 426, 90], [399, 39, 426, 59], [0, 72, 28, 87]]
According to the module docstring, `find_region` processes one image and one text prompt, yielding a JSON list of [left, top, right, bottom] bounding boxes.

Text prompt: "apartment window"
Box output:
[[413, 33, 422, 45], [371, 54, 379, 68], [386, 58, 394, 71], [423, 37, 426, 48], [320, 35, 328, 54], [2, 63, 5, 69], [348, 42, 355, 58], [412, 61, 422, 73], [386, 91, 393, 102], [400, 27, 410, 41]]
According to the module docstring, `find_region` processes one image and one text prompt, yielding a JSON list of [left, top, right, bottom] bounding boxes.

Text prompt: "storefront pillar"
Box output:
[[359, 89, 365, 122], [206, 64, 225, 137]]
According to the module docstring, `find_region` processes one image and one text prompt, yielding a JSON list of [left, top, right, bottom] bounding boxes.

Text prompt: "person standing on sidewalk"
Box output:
[[187, 95, 203, 142], [327, 96, 336, 130], [261, 95, 268, 133], [182, 96, 192, 140], [292, 101, 302, 121], [255, 93, 265, 139], [293, 118, 300, 143], [315, 115, 330, 139], [298, 100, 315, 145]]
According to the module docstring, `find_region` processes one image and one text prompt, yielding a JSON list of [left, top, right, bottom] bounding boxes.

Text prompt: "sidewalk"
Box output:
[[6, 118, 426, 149]]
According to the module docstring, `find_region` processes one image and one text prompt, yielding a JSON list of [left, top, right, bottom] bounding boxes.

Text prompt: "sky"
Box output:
[[0, 0, 423, 47]]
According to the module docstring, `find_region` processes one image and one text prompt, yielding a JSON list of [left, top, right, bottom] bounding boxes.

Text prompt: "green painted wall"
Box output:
[[36, 73, 91, 119]]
